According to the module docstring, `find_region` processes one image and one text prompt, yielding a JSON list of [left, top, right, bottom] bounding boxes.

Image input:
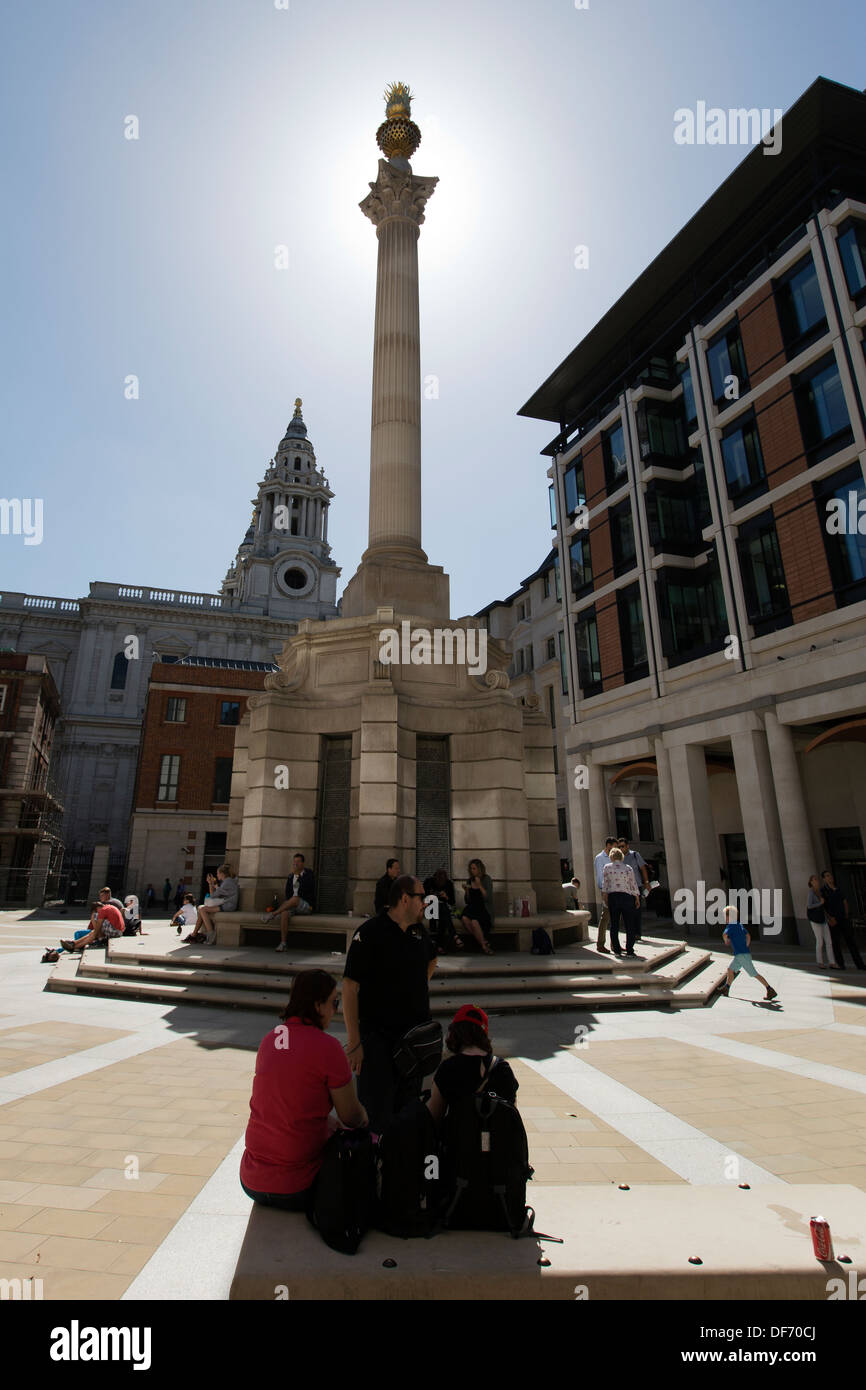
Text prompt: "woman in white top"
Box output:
[[805, 875, 836, 968], [601, 848, 641, 958]]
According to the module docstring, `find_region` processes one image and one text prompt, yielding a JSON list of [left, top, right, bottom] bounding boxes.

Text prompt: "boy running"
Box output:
[[719, 905, 777, 1000]]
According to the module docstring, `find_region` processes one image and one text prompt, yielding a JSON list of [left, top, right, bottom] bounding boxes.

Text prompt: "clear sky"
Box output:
[[1, 0, 864, 618]]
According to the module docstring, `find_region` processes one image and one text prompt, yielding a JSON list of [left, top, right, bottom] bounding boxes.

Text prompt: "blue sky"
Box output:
[[1, 0, 864, 617]]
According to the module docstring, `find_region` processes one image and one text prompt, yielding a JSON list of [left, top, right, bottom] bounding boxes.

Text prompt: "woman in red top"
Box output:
[[240, 970, 367, 1211]]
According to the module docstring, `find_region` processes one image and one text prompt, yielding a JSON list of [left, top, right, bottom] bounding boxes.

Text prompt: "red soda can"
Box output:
[[810, 1216, 834, 1261]]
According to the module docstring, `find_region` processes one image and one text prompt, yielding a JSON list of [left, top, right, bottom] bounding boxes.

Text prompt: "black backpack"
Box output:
[[440, 1057, 536, 1238], [531, 927, 555, 955], [376, 1097, 442, 1238], [307, 1127, 377, 1255]]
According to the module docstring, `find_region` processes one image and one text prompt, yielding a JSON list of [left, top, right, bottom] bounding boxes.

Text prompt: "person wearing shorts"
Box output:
[[719, 907, 777, 1001], [61, 901, 125, 953], [274, 853, 316, 952]]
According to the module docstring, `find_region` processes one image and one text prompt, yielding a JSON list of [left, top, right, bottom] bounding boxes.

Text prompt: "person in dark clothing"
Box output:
[[461, 858, 495, 955], [162, 878, 172, 909], [427, 1004, 518, 1125], [821, 871, 865, 971], [423, 867, 461, 952], [274, 853, 316, 952], [374, 858, 401, 915], [342, 873, 438, 1133]]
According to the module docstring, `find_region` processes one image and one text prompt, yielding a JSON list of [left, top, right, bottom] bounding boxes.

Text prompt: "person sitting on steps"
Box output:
[[272, 853, 316, 952]]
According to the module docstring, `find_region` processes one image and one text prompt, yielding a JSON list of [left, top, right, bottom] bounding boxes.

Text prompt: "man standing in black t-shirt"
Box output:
[[821, 870, 865, 970], [342, 873, 438, 1132]]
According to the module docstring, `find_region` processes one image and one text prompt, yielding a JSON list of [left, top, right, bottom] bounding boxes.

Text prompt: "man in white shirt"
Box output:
[[593, 838, 615, 953]]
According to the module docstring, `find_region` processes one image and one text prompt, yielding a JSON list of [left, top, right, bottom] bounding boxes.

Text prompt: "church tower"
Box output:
[[221, 399, 340, 620]]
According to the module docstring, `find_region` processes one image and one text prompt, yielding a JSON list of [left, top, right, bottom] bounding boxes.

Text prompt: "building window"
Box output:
[[548, 485, 557, 530], [557, 807, 568, 842], [657, 552, 728, 664], [157, 754, 180, 802], [837, 219, 866, 303], [220, 701, 241, 726], [793, 355, 853, 462], [815, 464, 866, 607], [213, 757, 233, 804], [547, 684, 556, 729], [512, 648, 524, 676], [602, 423, 628, 492], [569, 535, 592, 597], [564, 458, 586, 516], [615, 807, 632, 841], [677, 361, 698, 431], [294, 456, 302, 469], [110, 651, 128, 691], [737, 513, 791, 635], [543, 569, 551, 600], [610, 500, 637, 577], [635, 400, 688, 465], [557, 630, 568, 695], [647, 482, 706, 555], [546, 636, 557, 662], [165, 697, 187, 723], [706, 322, 749, 406], [774, 254, 827, 354], [637, 807, 654, 841], [0, 685, 6, 714], [523, 644, 534, 673], [552, 744, 559, 775], [617, 583, 648, 682], [721, 413, 767, 502], [554, 554, 562, 601], [574, 610, 602, 696]]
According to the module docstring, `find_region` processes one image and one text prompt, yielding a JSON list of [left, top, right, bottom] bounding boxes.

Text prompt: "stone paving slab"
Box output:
[[0, 1022, 130, 1079]]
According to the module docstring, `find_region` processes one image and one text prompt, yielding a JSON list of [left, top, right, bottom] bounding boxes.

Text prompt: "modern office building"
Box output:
[[476, 550, 574, 872], [520, 77, 866, 940], [0, 403, 340, 893]]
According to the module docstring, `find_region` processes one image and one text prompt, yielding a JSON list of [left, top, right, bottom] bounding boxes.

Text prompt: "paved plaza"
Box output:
[[0, 910, 864, 1299]]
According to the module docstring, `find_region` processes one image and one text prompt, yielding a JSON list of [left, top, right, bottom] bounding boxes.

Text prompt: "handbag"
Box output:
[[393, 1019, 443, 1082]]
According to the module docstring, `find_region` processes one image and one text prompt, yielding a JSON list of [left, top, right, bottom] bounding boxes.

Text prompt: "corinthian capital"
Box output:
[[360, 159, 438, 229]]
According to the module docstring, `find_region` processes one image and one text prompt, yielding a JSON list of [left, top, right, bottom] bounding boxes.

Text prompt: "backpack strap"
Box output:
[[476, 1055, 498, 1093]]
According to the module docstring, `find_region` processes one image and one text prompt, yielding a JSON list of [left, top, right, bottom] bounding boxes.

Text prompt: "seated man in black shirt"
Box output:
[[373, 858, 401, 915], [342, 873, 438, 1133], [427, 1004, 517, 1125]]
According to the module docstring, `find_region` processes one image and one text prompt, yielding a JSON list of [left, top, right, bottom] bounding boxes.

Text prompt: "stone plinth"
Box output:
[[226, 609, 562, 918]]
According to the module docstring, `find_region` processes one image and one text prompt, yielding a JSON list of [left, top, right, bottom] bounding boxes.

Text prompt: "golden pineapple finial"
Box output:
[[377, 81, 421, 161], [293, 397, 303, 418]]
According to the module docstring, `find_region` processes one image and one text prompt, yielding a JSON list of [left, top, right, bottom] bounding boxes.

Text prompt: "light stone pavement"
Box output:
[[0, 910, 863, 1299]]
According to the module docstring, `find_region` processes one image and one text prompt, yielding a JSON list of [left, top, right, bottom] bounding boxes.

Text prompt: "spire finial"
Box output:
[[293, 397, 303, 419]]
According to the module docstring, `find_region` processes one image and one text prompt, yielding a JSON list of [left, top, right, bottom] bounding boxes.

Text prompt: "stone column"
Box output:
[[87, 843, 111, 903], [732, 724, 796, 940], [654, 737, 683, 893], [764, 710, 818, 945], [668, 743, 720, 900], [340, 157, 449, 621]]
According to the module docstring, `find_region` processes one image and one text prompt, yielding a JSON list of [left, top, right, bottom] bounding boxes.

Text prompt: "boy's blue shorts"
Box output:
[[730, 952, 758, 977]]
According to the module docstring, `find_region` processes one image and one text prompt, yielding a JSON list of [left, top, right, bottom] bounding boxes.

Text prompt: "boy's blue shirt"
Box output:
[[724, 920, 750, 955]]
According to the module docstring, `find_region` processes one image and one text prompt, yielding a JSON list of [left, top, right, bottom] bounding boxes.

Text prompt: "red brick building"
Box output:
[[126, 658, 273, 904], [0, 653, 64, 905]]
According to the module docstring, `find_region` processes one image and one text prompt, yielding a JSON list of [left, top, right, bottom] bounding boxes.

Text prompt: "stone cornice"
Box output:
[[360, 159, 438, 229]]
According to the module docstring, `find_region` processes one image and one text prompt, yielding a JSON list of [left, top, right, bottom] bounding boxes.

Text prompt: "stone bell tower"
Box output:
[[220, 400, 340, 620]]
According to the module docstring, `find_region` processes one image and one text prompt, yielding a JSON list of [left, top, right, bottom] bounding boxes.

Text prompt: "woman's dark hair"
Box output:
[[468, 858, 486, 878], [446, 1019, 492, 1055], [431, 868, 450, 891], [281, 969, 337, 1027]]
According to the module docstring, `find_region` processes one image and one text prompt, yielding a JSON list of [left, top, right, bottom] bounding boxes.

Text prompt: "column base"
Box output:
[[341, 554, 450, 622]]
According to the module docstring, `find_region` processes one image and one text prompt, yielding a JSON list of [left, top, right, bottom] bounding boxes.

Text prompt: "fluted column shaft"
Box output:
[[368, 215, 423, 554]]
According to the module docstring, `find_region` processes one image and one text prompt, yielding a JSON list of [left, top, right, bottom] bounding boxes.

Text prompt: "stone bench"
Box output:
[[215, 910, 589, 953], [230, 1182, 866, 1300]]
